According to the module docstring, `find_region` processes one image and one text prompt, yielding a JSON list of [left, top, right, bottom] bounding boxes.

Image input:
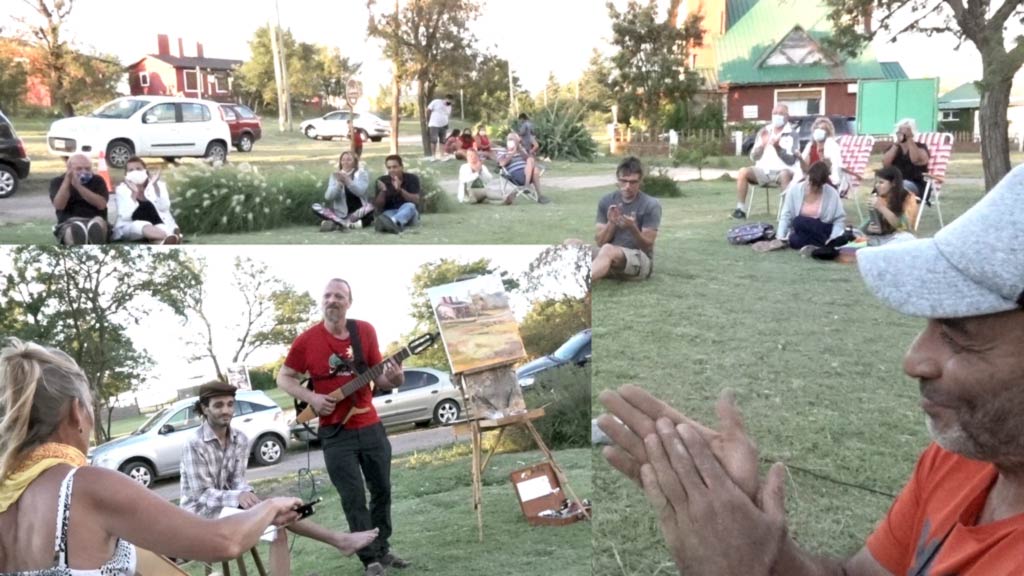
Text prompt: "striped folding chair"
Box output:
[[836, 134, 876, 223], [913, 132, 953, 231]]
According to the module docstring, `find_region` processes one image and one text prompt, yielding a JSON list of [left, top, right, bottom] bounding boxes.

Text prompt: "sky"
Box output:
[[0, 245, 583, 407], [7, 0, 1015, 97]]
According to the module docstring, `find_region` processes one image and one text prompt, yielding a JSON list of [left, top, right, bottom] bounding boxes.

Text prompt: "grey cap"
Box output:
[[858, 164, 1024, 318]]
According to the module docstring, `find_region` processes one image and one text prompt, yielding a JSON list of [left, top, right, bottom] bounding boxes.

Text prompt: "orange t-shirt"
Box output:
[[866, 443, 1024, 576]]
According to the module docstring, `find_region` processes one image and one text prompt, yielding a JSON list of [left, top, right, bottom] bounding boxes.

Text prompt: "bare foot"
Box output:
[[336, 528, 379, 555]]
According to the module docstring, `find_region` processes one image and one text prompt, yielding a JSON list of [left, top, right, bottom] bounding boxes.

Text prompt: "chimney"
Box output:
[[178, 38, 185, 58], [196, 42, 204, 59], [862, 5, 874, 34], [157, 34, 170, 56]]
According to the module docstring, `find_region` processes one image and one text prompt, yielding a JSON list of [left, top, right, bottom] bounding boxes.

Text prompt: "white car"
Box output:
[[47, 96, 232, 168], [299, 110, 391, 142]]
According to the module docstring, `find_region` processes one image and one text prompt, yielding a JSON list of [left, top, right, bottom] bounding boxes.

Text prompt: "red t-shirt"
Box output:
[[866, 443, 1024, 575], [476, 134, 491, 151], [284, 320, 383, 429]]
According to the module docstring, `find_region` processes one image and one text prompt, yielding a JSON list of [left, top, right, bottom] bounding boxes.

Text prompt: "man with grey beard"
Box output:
[[597, 165, 1024, 575]]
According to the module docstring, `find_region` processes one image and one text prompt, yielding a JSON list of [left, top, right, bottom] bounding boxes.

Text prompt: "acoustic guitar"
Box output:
[[295, 332, 440, 425]]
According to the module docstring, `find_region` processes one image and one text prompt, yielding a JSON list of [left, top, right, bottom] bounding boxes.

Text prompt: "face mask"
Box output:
[[126, 170, 148, 185], [77, 172, 93, 184], [771, 115, 785, 128], [506, 141, 517, 150], [813, 128, 827, 142]]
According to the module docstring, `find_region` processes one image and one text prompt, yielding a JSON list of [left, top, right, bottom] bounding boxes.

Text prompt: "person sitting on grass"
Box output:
[[497, 133, 549, 204], [591, 156, 661, 283], [755, 161, 846, 256], [49, 153, 109, 245], [458, 149, 513, 205], [181, 381, 379, 576], [443, 129, 463, 160], [372, 154, 422, 234], [859, 166, 918, 246], [475, 125, 495, 161], [111, 157, 181, 244], [596, 164, 1024, 576], [320, 151, 373, 232]]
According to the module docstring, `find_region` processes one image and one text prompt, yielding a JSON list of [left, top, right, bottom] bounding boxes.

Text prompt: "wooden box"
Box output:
[[509, 462, 588, 527]]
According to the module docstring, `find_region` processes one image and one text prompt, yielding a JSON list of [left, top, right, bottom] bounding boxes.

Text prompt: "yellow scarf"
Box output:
[[0, 442, 86, 513]]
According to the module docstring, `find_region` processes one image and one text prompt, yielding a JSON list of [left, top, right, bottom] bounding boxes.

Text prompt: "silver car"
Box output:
[[291, 367, 463, 442], [299, 111, 391, 142], [89, 390, 290, 488]]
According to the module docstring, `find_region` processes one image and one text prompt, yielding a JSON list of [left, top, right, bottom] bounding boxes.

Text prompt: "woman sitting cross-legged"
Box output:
[[318, 151, 373, 231], [756, 161, 847, 256], [111, 157, 181, 244]]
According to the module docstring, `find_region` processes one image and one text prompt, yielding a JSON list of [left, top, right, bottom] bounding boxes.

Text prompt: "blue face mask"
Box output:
[[78, 172, 93, 184]]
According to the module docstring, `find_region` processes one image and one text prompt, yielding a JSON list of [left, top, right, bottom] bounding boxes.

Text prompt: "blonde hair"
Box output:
[[0, 339, 91, 480], [812, 116, 836, 137]]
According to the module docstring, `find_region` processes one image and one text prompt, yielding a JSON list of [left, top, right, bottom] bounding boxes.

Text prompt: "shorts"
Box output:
[[505, 168, 527, 186], [429, 125, 447, 144], [611, 247, 654, 280], [751, 167, 792, 187]]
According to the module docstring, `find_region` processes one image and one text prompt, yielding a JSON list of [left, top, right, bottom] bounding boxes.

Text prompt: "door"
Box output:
[[377, 369, 439, 425], [178, 103, 214, 154], [150, 405, 202, 475], [323, 112, 350, 138], [137, 103, 185, 155]]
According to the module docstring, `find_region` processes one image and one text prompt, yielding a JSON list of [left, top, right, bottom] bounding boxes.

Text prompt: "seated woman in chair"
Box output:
[[859, 166, 918, 246], [799, 116, 845, 195], [111, 157, 181, 244], [497, 133, 549, 204], [772, 161, 847, 255]]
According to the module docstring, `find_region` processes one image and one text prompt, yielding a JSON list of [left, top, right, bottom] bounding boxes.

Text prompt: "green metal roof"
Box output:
[[937, 81, 1024, 109], [726, 0, 758, 30], [717, 0, 887, 85], [880, 62, 908, 79]]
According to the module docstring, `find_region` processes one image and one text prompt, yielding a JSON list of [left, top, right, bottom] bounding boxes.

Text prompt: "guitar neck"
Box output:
[[335, 348, 411, 399]]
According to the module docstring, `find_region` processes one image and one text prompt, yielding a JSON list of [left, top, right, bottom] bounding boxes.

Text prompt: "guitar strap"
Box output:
[[314, 319, 368, 438]]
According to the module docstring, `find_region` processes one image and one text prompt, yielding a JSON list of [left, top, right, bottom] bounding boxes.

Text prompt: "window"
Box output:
[[181, 103, 211, 123], [234, 105, 257, 119], [775, 88, 824, 116], [165, 407, 201, 431], [139, 71, 150, 87], [210, 72, 229, 93], [144, 103, 177, 124], [221, 106, 237, 121], [940, 111, 959, 121], [400, 371, 426, 391], [235, 401, 253, 416], [183, 70, 199, 92]]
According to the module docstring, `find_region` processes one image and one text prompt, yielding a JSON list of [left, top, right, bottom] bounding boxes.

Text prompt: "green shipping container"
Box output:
[[857, 78, 938, 135]]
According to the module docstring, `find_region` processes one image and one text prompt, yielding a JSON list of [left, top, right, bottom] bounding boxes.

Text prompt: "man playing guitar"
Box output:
[[277, 279, 409, 576]]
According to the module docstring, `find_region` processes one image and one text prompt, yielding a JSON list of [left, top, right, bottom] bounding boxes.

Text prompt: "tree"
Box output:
[[824, 0, 1024, 191], [0, 52, 28, 113], [436, 50, 524, 124], [367, 0, 482, 155], [577, 49, 615, 115], [607, 0, 705, 138], [519, 296, 590, 359], [15, 0, 75, 116], [0, 246, 194, 443]]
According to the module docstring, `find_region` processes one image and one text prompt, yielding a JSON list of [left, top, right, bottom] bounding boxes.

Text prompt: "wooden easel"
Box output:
[[453, 374, 589, 542]]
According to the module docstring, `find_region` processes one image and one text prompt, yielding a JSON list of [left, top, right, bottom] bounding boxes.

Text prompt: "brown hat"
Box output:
[[198, 380, 237, 400]]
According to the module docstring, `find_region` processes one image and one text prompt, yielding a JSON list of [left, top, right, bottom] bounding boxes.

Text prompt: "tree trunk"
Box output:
[[978, 74, 1012, 191], [417, 77, 430, 156], [269, 23, 285, 132], [390, 71, 401, 154]]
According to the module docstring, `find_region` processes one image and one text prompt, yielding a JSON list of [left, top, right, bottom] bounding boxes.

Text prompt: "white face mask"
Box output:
[[771, 114, 785, 128], [506, 140, 517, 150], [125, 170, 148, 185], [813, 128, 827, 142]]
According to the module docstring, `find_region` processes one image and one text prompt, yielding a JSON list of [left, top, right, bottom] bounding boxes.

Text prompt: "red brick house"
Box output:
[[126, 35, 242, 103]]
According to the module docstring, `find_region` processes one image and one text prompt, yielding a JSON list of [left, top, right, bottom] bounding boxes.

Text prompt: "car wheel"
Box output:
[[161, 157, 180, 164], [304, 126, 318, 139], [433, 399, 460, 425], [370, 136, 383, 143], [204, 141, 228, 164], [253, 434, 284, 466], [237, 134, 254, 152], [413, 420, 431, 428], [0, 165, 18, 199], [106, 140, 134, 169], [119, 460, 154, 488]]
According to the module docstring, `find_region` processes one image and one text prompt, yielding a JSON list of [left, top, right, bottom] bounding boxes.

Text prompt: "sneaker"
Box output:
[[65, 221, 88, 246], [798, 245, 819, 258], [503, 192, 515, 205], [374, 214, 400, 234], [363, 562, 385, 576], [320, 220, 338, 232], [380, 553, 411, 569], [537, 195, 551, 204], [86, 219, 107, 244], [731, 208, 747, 219], [161, 234, 180, 245]]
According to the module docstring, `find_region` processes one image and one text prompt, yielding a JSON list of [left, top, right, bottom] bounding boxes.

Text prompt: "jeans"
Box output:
[[384, 202, 419, 228], [320, 422, 393, 566]]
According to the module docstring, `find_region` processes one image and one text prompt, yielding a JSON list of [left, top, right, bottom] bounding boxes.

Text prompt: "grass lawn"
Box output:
[[107, 412, 151, 439], [178, 446, 590, 576], [589, 179, 989, 575]]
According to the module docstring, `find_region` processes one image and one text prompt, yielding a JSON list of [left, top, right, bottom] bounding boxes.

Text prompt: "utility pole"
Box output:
[[268, 17, 285, 132], [275, 0, 292, 132], [388, 0, 400, 154], [508, 61, 515, 115]]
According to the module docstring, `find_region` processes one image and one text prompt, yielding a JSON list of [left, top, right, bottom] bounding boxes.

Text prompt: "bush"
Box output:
[[505, 364, 591, 451], [248, 368, 277, 391], [642, 168, 683, 198], [168, 163, 323, 234], [672, 139, 721, 179], [416, 167, 456, 214], [506, 99, 598, 162]]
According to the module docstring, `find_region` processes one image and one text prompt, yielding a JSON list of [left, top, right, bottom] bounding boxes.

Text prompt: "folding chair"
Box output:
[[498, 166, 541, 203], [744, 180, 778, 217], [913, 132, 953, 231], [836, 134, 876, 223]]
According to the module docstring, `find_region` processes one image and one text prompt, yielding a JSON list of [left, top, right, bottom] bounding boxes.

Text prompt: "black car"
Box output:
[[0, 110, 31, 198], [516, 329, 592, 389], [740, 115, 856, 156]]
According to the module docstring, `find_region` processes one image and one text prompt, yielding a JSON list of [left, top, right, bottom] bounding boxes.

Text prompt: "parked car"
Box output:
[[740, 115, 856, 156], [290, 367, 463, 443], [88, 390, 290, 488], [0, 110, 31, 199], [220, 103, 262, 152], [46, 96, 231, 168], [299, 110, 391, 142], [516, 329, 592, 389]]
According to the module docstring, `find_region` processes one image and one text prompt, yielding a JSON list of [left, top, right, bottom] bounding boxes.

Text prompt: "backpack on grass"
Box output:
[[727, 222, 775, 245]]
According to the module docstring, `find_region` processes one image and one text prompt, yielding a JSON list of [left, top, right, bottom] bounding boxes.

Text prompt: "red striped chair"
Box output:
[[836, 134, 876, 222], [913, 132, 954, 231]]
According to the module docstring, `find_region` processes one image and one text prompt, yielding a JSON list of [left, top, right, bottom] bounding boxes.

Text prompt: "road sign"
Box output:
[[345, 79, 363, 108]]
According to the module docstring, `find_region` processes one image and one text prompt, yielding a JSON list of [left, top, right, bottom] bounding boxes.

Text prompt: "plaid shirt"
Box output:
[[179, 420, 253, 519]]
